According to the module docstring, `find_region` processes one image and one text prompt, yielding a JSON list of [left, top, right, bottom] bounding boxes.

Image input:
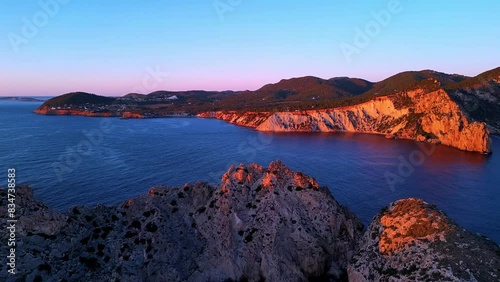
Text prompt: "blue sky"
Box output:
[[1, 0, 499, 96]]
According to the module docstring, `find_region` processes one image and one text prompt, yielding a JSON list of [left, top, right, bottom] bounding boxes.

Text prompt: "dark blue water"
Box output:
[[1, 99, 499, 243]]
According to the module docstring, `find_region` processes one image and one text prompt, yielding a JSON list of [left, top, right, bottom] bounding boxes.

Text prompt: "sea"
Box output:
[[1, 98, 499, 243]]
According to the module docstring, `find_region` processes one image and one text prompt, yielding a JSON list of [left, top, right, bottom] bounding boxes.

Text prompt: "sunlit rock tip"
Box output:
[[348, 198, 500, 282], [221, 161, 319, 192]]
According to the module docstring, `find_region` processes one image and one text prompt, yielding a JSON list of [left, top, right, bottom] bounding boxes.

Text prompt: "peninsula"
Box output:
[[34, 67, 500, 153]]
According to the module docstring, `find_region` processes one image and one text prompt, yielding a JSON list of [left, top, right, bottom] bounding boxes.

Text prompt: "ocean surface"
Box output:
[[1, 98, 499, 243]]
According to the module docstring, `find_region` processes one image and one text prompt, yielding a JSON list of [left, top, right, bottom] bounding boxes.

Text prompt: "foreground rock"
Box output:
[[0, 161, 363, 282], [2, 163, 499, 281], [348, 198, 500, 282], [33, 108, 119, 117]]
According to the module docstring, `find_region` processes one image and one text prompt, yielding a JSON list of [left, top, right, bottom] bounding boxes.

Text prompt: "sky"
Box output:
[[0, 0, 499, 96]]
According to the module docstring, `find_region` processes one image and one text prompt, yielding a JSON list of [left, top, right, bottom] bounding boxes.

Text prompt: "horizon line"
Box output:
[[3, 66, 498, 97]]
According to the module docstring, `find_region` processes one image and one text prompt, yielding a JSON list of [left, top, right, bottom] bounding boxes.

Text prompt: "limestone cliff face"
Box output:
[[197, 111, 272, 128], [348, 198, 500, 282], [199, 89, 491, 153], [0, 162, 363, 282]]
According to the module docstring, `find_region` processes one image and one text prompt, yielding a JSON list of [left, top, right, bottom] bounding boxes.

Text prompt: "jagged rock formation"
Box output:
[[0, 161, 363, 282], [348, 198, 500, 282], [199, 86, 491, 153]]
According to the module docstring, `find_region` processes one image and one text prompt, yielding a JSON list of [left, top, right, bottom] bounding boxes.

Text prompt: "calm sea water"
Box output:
[[1, 99, 499, 243]]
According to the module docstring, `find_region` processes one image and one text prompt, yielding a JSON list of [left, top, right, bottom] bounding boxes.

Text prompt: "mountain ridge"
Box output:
[[35, 67, 497, 112]]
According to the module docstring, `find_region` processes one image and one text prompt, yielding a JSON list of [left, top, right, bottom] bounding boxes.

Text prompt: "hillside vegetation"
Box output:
[[41, 92, 117, 108], [37, 68, 498, 115]]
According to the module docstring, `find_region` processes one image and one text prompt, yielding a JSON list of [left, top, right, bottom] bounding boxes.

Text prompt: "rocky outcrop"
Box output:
[[0, 161, 363, 282], [199, 88, 492, 153], [121, 111, 145, 119], [348, 198, 500, 282], [197, 111, 273, 128]]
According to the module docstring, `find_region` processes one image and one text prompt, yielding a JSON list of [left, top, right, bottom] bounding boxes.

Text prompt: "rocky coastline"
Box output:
[[34, 68, 500, 154], [198, 89, 492, 154], [33, 108, 120, 117]]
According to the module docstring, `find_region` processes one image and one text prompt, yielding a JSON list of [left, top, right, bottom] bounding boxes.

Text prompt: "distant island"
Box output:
[[0, 96, 44, 102], [34, 67, 500, 154]]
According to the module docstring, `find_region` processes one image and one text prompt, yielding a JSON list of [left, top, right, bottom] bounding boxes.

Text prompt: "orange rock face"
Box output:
[[410, 89, 491, 153], [349, 197, 500, 281], [121, 112, 144, 119], [220, 161, 319, 193], [378, 198, 449, 255]]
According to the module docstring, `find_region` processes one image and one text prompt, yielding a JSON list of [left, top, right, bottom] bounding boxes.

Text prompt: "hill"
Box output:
[[362, 70, 468, 98], [40, 92, 117, 108], [446, 67, 500, 91], [213, 76, 374, 111]]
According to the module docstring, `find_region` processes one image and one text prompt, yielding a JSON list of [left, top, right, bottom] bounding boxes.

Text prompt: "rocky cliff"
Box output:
[[197, 111, 273, 128], [348, 198, 500, 282], [0, 161, 363, 282], [35, 68, 499, 154], [199, 88, 491, 153]]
